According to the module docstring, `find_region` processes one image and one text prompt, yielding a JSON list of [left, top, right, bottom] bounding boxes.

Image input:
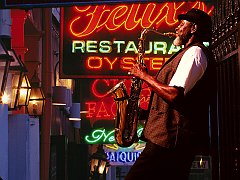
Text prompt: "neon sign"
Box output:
[[84, 127, 143, 144], [103, 143, 145, 165], [71, 40, 179, 54], [68, 2, 212, 38], [104, 143, 145, 165], [60, 1, 214, 78], [107, 151, 141, 165], [104, 142, 146, 166]]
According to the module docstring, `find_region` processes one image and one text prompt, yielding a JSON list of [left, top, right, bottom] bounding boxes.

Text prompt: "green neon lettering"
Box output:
[[85, 127, 143, 144]]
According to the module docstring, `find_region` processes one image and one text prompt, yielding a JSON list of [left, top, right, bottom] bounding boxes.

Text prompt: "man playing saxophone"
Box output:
[[125, 8, 216, 180]]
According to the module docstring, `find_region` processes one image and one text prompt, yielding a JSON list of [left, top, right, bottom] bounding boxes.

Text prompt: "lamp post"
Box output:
[[90, 145, 110, 180], [0, 39, 13, 103]]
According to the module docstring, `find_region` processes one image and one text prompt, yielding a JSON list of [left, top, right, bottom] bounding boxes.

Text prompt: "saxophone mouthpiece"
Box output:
[[163, 32, 176, 38]]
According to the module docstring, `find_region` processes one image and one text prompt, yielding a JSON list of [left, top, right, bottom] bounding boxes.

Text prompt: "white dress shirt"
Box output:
[[169, 46, 208, 94]]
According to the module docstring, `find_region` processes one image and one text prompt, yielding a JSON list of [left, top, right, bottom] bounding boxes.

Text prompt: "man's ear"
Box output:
[[191, 23, 197, 34]]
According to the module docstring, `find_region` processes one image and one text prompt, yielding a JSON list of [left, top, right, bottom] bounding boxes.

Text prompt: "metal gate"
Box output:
[[212, 1, 240, 179]]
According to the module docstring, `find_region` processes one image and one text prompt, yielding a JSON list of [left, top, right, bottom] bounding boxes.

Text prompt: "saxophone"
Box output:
[[108, 28, 175, 147]]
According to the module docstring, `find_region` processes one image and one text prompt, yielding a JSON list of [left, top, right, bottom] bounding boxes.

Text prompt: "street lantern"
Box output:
[[90, 145, 110, 180], [27, 70, 45, 116], [4, 49, 26, 110], [0, 39, 13, 103]]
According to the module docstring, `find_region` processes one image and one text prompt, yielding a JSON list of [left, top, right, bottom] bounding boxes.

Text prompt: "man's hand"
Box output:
[[129, 63, 147, 80]]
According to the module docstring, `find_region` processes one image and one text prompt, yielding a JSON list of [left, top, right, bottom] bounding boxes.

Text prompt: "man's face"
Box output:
[[173, 20, 193, 46]]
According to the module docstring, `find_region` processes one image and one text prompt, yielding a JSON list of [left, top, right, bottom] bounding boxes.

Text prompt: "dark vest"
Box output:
[[143, 42, 215, 152]]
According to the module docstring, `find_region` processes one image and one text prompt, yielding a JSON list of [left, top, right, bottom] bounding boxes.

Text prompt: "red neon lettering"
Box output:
[[86, 57, 118, 70], [150, 57, 165, 70], [155, 2, 184, 27], [69, 2, 213, 38], [85, 56, 169, 71], [121, 57, 135, 70], [141, 3, 165, 28], [96, 102, 111, 118], [70, 5, 110, 37], [91, 79, 110, 98], [125, 4, 141, 30], [85, 98, 151, 120], [86, 102, 96, 118], [165, 57, 170, 62], [85, 101, 116, 120], [193, 1, 202, 10], [87, 56, 102, 69], [106, 5, 128, 30], [75, 6, 91, 12], [104, 57, 118, 69]]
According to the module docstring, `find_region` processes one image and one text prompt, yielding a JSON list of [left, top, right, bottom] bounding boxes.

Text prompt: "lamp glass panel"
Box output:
[[0, 60, 6, 66], [90, 159, 99, 172], [1, 49, 25, 109], [0, 40, 8, 56], [98, 160, 106, 174], [7, 50, 24, 67], [30, 86, 44, 99], [5, 72, 21, 109], [0, 41, 12, 97], [0, 69, 4, 91], [28, 99, 44, 116], [19, 75, 31, 106], [28, 87, 45, 116], [0, 43, 5, 54], [0, 60, 8, 93], [105, 166, 109, 174]]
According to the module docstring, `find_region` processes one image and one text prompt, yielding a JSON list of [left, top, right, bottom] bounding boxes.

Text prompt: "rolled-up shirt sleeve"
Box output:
[[169, 46, 208, 95]]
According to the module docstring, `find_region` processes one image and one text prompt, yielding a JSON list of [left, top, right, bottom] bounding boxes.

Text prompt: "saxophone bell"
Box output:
[[107, 81, 138, 147]]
